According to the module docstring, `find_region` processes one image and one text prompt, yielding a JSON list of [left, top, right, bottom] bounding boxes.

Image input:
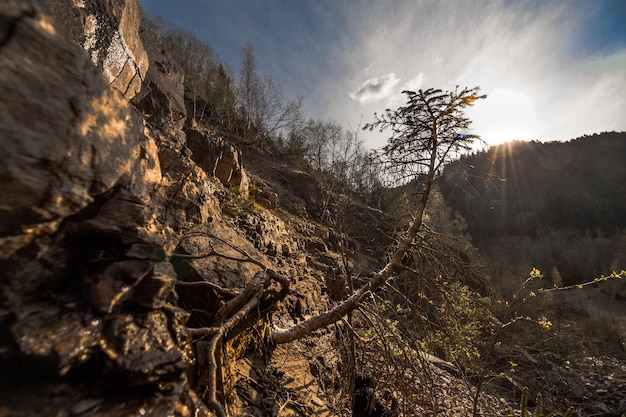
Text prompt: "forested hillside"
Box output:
[[441, 132, 626, 284]]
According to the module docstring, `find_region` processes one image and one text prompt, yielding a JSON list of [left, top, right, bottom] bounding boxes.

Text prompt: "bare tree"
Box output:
[[237, 42, 262, 135], [254, 77, 303, 139], [236, 43, 303, 145], [208, 64, 237, 129], [140, 10, 234, 125], [299, 118, 343, 171]]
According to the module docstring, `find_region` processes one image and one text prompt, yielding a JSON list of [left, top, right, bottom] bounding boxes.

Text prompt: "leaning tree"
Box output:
[[270, 86, 486, 344], [187, 87, 486, 416]]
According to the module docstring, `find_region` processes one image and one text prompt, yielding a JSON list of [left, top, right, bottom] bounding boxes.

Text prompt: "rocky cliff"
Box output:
[[0, 1, 341, 416], [3, 2, 625, 417]]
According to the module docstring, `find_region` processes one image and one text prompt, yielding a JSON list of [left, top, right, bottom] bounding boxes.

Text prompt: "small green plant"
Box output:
[[499, 268, 625, 331], [223, 186, 257, 217], [512, 386, 574, 417]]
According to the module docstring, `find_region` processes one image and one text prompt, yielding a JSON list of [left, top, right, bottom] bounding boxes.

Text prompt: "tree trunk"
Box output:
[[271, 178, 432, 344], [271, 131, 438, 345]]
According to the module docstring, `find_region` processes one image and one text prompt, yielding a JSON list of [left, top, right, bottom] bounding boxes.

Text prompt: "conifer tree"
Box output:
[[271, 86, 485, 344]]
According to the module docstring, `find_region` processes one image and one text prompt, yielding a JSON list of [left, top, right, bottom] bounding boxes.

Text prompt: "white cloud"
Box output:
[[384, 73, 425, 108], [349, 72, 400, 104]]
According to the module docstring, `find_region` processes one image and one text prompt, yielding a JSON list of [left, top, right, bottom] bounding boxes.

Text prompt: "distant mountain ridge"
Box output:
[[441, 131, 626, 245]]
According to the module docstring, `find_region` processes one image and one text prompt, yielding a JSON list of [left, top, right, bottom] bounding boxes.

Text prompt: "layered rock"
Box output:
[[50, 0, 149, 99], [0, 0, 157, 258], [186, 128, 249, 195], [0, 1, 219, 415], [132, 26, 186, 143]]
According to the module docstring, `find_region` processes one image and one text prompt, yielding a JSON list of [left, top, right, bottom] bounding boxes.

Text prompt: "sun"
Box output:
[[467, 88, 544, 146]]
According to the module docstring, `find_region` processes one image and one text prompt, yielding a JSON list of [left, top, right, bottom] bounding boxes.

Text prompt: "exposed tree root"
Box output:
[[187, 273, 266, 417], [176, 232, 291, 416], [176, 280, 240, 298]]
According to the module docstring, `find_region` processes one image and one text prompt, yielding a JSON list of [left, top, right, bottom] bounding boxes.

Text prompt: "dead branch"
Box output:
[[213, 272, 265, 325], [205, 329, 226, 417], [173, 232, 292, 415], [176, 231, 292, 417], [188, 327, 221, 338], [188, 273, 266, 417], [222, 283, 264, 334], [176, 280, 240, 298]]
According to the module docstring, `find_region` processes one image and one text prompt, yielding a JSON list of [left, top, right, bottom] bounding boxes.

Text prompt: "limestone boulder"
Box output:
[[186, 128, 250, 195]]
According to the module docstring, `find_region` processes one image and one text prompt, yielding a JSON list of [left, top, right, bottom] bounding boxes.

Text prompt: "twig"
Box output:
[[189, 283, 264, 417], [188, 327, 221, 338], [176, 280, 240, 298], [277, 392, 291, 416]]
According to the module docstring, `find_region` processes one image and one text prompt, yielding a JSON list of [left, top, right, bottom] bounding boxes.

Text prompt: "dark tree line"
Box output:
[[440, 131, 626, 284], [441, 132, 626, 242]]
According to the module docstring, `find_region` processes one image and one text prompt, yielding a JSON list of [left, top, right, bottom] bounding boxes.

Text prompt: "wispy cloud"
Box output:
[[349, 72, 400, 104], [402, 73, 424, 92], [145, 0, 626, 148], [319, 0, 626, 147]]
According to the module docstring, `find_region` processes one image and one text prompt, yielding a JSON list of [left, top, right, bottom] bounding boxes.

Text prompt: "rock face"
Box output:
[[0, 0, 154, 258], [0, 3, 205, 407], [50, 0, 149, 99], [0, 1, 335, 416], [0, 1, 483, 416], [0, 1, 237, 416], [3, 2, 623, 417], [186, 128, 250, 195], [132, 26, 186, 143]]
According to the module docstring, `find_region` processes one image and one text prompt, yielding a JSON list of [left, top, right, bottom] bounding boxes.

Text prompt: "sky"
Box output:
[[139, 0, 626, 148]]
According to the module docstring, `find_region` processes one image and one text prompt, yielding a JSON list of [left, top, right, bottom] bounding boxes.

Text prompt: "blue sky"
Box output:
[[140, 0, 626, 147]]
